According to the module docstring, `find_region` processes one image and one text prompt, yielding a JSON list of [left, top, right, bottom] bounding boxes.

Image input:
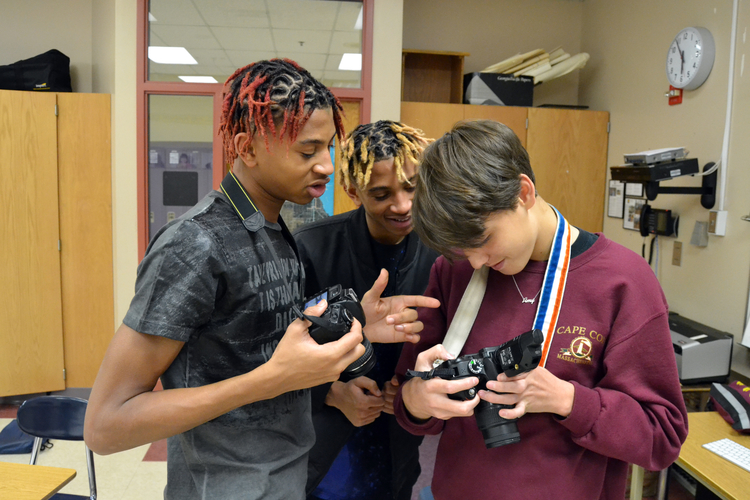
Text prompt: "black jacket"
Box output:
[[293, 206, 439, 499], [295, 206, 438, 306]]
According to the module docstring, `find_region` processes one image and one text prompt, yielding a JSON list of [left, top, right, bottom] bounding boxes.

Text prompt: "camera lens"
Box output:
[[474, 401, 520, 448], [340, 336, 376, 381]]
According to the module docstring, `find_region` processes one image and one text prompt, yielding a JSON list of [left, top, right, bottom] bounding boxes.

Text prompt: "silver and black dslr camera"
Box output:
[[298, 284, 376, 380], [407, 329, 544, 448]]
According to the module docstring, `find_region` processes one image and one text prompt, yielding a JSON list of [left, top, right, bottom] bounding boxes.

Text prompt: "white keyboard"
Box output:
[[702, 438, 750, 473]]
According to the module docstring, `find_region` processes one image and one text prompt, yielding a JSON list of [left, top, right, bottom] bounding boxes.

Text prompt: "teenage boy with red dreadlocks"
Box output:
[[294, 121, 439, 500], [84, 59, 438, 500]]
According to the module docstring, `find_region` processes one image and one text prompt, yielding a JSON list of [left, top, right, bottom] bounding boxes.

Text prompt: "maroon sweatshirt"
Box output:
[[395, 234, 688, 500]]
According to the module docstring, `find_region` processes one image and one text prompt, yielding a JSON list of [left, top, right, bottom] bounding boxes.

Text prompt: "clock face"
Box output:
[[666, 27, 715, 90]]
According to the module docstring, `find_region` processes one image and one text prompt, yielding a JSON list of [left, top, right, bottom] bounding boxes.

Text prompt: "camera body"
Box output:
[[301, 284, 376, 380], [432, 329, 544, 448]]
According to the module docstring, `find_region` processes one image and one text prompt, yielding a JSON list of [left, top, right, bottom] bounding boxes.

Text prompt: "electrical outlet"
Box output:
[[708, 210, 727, 236], [672, 241, 682, 266]]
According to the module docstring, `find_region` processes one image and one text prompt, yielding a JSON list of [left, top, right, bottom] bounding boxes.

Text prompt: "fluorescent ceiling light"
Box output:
[[148, 12, 157, 22], [338, 53, 361, 71], [179, 76, 218, 83], [148, 46, 198, 65], [354, 7, 363, 30]]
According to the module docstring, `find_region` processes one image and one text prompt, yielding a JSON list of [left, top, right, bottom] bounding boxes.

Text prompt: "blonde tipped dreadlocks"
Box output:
[[338, 120, 432, 190]]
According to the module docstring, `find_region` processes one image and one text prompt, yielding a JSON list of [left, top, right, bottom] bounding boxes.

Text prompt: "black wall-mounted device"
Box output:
[[639, 204, 679, 237]]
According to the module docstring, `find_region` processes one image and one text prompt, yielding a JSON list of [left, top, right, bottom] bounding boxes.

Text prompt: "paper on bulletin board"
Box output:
[[608, 180, 625, 218], [625, 183, 644, 197], [623, 197, 646, 231]]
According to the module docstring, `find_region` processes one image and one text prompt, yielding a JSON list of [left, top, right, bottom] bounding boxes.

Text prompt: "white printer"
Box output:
[[669, 312, 733, 384]]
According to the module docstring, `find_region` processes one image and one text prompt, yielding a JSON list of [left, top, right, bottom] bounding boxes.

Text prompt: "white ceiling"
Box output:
[[148, 0, 363, 87]]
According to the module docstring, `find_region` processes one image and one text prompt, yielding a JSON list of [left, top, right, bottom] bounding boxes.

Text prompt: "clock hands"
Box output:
[[675, 40, 685, 74]]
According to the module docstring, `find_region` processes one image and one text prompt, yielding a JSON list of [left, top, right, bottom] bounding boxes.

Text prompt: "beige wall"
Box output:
[[111, 0, 139, 324], [403, 0, 584, 107], [0, 1, 94, 92], [580, 0, 750, 358], [371, 0, 404, 121]]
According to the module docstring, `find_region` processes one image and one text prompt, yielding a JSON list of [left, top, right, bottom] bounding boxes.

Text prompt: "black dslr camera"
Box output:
[[298, 284, 376, 380], [408, 329, 544, 448]]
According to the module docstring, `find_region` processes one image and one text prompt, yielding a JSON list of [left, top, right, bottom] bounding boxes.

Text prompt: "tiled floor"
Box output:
[[0, 394, 693, 500], [0, 391, 167, 499]]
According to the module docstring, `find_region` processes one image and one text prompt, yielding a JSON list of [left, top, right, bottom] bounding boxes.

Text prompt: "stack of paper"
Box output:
[[481, 47, 589, 85]]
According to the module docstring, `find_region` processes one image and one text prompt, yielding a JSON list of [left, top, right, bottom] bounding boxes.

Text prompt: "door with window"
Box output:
[[138, 0, 371, 255]]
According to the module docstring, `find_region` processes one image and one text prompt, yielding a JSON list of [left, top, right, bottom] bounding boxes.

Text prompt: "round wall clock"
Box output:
[[666, 27, 715, 90]]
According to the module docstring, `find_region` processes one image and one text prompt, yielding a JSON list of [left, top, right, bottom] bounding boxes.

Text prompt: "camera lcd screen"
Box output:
[[305, 291, 327, 309]]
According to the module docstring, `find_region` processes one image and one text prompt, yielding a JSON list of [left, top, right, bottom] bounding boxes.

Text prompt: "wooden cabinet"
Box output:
[[402, 50, 469, 104], [0, 90, 113, 396], [400, 102, 609, 233], [527, 107, 609, 233]]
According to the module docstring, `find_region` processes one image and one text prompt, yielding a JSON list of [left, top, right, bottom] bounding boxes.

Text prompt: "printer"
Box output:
[[669, 312, 733, 384]]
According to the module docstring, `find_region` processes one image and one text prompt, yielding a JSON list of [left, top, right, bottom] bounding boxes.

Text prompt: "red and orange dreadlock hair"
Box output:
[[219, 58, 345, 168]]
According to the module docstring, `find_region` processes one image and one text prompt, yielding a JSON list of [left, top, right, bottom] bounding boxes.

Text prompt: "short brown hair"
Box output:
[[412, 120, 535, 260]]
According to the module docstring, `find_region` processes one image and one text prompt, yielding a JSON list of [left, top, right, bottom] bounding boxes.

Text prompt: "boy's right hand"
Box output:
[[268, 300, 366, 392], [402, 344, 480, 421]]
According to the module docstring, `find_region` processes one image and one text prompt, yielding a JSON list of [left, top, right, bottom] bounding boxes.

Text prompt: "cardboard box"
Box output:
[[463, 72, 533, 106]]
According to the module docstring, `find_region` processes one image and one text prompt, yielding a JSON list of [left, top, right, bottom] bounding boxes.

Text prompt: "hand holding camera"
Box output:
[[271, 299, 366, 393], [296, 285, 376, 380], [406, 329, 544, 448]]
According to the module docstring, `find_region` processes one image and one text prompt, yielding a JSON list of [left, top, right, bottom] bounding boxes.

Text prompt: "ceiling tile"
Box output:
[[225, 50, 278, 68], [273, 29, 332, 53], [192, 0, 269, 28], [149, 62, 200, 75], [329, 30, 361, 54], [188, 49, 234, 68], [151, 25, 221, 50], [213, 27, 275, 51], [267, 0, 339, 30], [276, 52, 328, 71], [149, 1, 205, 26], [333, 2, 362, 31]]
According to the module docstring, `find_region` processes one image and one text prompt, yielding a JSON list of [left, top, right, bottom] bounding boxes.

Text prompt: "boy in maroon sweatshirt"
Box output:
[[394, 120, 688, 500]]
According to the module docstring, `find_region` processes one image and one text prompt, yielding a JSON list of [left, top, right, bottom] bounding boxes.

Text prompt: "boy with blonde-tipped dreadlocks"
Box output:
[[294, 120, 440, 500], [85, 61, 438, 500]]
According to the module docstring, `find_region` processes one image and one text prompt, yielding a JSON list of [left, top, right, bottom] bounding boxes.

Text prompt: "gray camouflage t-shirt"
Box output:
[[124, 191, 310, 500]]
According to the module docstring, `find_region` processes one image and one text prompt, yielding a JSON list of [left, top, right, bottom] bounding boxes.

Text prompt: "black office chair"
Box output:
[[16, 396, 97, 500]]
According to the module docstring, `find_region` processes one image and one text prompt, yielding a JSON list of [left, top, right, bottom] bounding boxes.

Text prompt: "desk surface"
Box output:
[[0, 461, 77, 500], [677, 411, 750, 500]]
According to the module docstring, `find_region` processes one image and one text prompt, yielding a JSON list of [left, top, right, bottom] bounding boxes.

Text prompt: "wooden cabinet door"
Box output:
[[463, 105, 528, 147], [526, 108, 609, 233], [400, 102, 464, 142], [57, 93, 114, 388], [0, 91, 66, 396]]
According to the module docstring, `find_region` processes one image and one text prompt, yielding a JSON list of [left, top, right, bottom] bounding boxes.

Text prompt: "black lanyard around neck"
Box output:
[[220, 171, 303, 305]]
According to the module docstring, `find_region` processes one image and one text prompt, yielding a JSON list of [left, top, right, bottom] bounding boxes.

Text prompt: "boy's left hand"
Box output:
[[478, 366, 575, 419], [360, 269, 440, 344]]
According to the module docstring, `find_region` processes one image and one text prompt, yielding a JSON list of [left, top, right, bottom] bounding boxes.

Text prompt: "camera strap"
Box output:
[[219, 170, 304, 314], [436, 205, 571, 369], [534, 206, 571, 367]]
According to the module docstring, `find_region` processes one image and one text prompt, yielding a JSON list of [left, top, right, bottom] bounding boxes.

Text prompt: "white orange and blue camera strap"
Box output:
[[534, 206, 572, 367], [441, 206, 571, 368]]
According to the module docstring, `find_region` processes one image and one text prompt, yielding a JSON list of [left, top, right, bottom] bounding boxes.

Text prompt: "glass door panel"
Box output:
[[147, 0, 363, 88], [148, 94, 215, 241]]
